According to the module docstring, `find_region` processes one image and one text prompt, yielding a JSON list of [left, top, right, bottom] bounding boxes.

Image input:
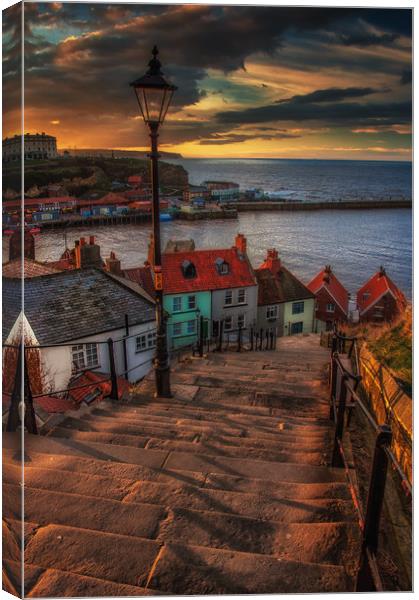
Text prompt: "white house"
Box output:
[[3, 268, 157, 406]]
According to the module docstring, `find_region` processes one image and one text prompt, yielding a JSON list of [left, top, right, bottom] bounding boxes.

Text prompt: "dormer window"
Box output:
[[182, 259, 196, 279], [215, 257, 229, 275]]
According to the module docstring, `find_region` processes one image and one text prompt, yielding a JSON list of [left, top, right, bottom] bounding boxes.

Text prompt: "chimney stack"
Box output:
[[235, 233, 247, 255], [9, 229, 35, 261], [379, 266, 386, 278], [105, 251, 122, 276], [323, 265, 332, 283], [74, 236, 103, 269], [265, 248, 281, 275]]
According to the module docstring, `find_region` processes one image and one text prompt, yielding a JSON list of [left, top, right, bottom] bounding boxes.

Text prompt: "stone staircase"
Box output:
[[3, 333, 361, 596]]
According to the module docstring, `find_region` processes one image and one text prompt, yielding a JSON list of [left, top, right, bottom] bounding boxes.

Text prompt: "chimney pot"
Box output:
[[80, 237, 86, 246], [235, 233, 247, 254], [75, 240, 80, 247], [89, 235, 95, 245]]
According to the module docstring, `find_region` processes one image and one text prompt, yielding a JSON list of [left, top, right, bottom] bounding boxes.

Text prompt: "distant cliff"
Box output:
[[3, 156, 188, 198], [60, 148, 183, 159]]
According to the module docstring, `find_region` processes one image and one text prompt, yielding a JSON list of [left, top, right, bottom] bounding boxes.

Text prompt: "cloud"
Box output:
[[216, 95, 411, 127], [197, 131, 301, 145], [276, 87, 382, 105], [339, 32, 399, 47]]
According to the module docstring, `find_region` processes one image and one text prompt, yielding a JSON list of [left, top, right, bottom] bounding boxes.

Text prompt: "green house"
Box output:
[[164, 290, 211, 350]]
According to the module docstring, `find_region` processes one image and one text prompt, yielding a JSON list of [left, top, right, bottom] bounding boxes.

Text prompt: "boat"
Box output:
[[160, 213, 173, 222]]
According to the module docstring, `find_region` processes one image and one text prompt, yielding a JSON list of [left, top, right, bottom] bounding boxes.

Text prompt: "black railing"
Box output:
[[329, 328, 411, 591]]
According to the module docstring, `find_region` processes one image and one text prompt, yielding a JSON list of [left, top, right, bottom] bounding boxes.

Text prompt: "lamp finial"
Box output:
[[147, 45, 162, 76]]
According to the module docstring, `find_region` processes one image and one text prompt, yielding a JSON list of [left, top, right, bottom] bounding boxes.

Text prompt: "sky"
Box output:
[[2, 2, 412, 160]]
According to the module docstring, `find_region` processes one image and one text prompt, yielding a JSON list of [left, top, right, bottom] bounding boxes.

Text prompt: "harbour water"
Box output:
[[19, 207, 412, 300], [171, 158, 412, 202]]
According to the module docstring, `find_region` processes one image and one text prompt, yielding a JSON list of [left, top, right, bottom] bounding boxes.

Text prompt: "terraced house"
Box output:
[[256, 249, 315, 336], [125, 234, 258, 349]]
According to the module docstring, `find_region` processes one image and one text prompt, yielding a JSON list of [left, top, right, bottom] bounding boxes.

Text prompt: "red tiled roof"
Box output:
[[47, 258, 75, 271], [35, 395, 77, 413], [124, 265, 155, 298], [3, 258, 63, 278], [307, 267, 349, 314], [97, 192, 128, 205], [162, 248, 255, 294], [356, 269, 407, 315], [68, 370, 129, 405]]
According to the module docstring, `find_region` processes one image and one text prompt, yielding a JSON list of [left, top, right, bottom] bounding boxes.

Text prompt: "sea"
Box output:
[[4, 159, 412, 299]]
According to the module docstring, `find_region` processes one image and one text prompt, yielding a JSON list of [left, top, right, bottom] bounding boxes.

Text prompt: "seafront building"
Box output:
[[2, 132, 58, 162], [204, 180, 240, 203], [307, 265, 349, 331], [255, 249, 315, 336], [356, 267, 407, 323]]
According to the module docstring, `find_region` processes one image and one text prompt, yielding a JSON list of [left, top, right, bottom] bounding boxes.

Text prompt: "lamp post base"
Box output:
[[154, 364, 172, 398]]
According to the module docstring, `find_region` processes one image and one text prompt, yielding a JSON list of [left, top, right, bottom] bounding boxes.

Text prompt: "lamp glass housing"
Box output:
[[133, 83, 175, 126]]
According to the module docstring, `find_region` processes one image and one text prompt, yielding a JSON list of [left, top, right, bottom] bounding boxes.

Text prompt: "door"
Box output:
[[291, 321, 303, 335]]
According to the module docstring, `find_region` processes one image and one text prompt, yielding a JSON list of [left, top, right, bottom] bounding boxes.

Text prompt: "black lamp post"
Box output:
[[130, 46, 176, 398]]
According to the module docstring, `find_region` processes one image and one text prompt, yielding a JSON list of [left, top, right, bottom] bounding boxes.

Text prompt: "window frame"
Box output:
[[326, 302, 335, 313], [224, 290, 233, 306], [135, 331, 157, 353], [237, 314, 246, 329], [292, 301, 305, 315], [71, 342, 100, 373], [173, 322, 183, 337], [266, 305, 278, 320], [186, 319, 196, 335], [172, 296, 182, 313], [224, 316, 233, 331], [187, 295, 196, 310], [237, 289, 246, 304]]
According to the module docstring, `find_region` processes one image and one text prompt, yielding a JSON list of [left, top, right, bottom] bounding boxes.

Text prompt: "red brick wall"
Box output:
[[314, 287, 347, 326]]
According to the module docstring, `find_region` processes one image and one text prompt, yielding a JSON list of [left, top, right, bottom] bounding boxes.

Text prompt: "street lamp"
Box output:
[[130, 46, 177, 398]]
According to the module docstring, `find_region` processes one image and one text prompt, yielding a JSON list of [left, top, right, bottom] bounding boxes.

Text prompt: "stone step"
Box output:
[[4, 483, 166, 539], [24, 523, 162, 588], [4, 433, 346, 483], [50, 427, 330, 461], [157, 507, 360, 566], [93, 402, 333, 428], [23, 523, 350, 594], [123, 479, 356, 523], [147, 541, 350, 594], [172, 364, 325, 385], [3, 455, 351, 502], [3, 559, 157, 598], [56, 414, 332, 442]]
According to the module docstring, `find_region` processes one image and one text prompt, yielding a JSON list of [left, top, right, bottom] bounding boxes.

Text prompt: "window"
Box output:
[[136, 331, 157, 353], [182, 260, 196, 279], [173, 322, 182, 337], [292, 301, 304, 314], [291, 322, 304, 335], [188, 295, 196, 310], [215, 258, 229, 275], [224, 316, 233, 331], [237, 289, 246, 304], [363, 292, 371, 301], [187, 320, 196, 334], [326, 303, 335, 313], [173, 297, 182, 312], [71, 343, 99, 372], [266, 305, 278, 320], [224, 290, 233, 305], [237, 314, 246, 329]]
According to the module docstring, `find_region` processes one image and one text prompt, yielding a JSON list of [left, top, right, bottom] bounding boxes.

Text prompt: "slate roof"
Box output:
[[2, 268, 155, 344], [356, 268, 407, 315], [307, 267, 349, 314], [2, 278, 21, 342], [256, 266, 315, 306]]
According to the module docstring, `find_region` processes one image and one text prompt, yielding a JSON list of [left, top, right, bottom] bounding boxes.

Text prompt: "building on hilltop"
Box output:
[[256, 249, 315, 336], [3, 132, 58, 162], [356, 266, 407, 323], [307, 265, 349, 332]]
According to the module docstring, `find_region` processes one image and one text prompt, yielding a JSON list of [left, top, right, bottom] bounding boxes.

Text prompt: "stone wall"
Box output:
[[358, 344, 412, 484]]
